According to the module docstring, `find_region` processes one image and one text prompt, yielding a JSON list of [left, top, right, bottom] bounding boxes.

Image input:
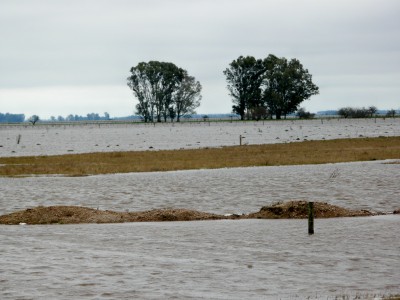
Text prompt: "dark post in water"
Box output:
[[308, 202, 314, 235]]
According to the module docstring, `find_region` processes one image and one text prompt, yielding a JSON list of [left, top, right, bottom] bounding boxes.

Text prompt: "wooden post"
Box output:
[[308, 202, 314, 235], [240, 135, 242, 146]]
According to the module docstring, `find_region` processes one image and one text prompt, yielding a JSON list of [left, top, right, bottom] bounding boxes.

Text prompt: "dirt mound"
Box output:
[[0, 206, 224, 225], [246, 201, 375, 219], [0, 201, 383, 225]]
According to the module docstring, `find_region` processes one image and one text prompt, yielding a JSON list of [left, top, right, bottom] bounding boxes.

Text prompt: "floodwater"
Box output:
[[1, 217, 399, 299], [1, 120, 400, 298], [1, 118, 399, 157], [0, 160, 399, 216], [1, 161, 400, 299]]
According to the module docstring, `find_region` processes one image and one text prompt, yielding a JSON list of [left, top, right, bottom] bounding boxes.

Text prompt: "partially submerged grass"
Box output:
[[0, 136, 399, 177]]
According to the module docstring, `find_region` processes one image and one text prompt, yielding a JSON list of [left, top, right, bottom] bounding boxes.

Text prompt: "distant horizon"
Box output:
[[2, 108, 399, 121]]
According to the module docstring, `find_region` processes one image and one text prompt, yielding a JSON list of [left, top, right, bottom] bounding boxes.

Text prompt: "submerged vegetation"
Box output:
[[0, 136, 399, 177]]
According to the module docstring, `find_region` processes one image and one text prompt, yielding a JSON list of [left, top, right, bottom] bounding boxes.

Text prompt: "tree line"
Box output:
[[337, 106, 397, 118], [127, 54, 319, 122], [49, 112, 111, 122], [0, 113, 25, 123]]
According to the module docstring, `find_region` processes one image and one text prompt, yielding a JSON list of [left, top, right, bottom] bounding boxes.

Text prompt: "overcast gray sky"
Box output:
[[1, 0, 399, 119]]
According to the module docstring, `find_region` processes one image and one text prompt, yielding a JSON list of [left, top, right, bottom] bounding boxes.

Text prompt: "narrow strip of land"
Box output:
[[0, 201, 383, 225], [0, 137, 399, 177]]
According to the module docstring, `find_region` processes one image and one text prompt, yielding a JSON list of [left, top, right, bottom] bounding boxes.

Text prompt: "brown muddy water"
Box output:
[[1, 160, 400, 299]]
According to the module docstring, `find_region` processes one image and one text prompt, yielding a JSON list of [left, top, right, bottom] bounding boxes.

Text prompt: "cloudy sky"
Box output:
[[1, 0, 399, 119]]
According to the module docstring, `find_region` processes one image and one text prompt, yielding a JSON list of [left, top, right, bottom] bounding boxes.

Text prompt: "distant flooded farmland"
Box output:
[[0, 118, 399, 157], [1, 120, 399, 299]]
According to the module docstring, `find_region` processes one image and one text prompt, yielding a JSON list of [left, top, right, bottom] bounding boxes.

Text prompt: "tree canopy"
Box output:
[[224, 54, 319, 120], [223, 56, 265, 120], [127, 61, 201, 122]]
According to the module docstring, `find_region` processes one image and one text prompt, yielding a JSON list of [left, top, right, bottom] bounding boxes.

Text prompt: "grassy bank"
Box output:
[[0, 136, 399, 177]]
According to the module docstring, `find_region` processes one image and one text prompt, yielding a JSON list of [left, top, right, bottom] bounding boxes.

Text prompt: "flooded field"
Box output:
[[0, 160, 399, 216], [1, 161, 400, 298], [1, 216, 399, 299], [0, 118, 399, 157], [1, 120, 399, 298]]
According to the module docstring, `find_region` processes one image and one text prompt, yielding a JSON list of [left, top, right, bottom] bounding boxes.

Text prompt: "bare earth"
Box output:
[[1, 201, 392, 225]]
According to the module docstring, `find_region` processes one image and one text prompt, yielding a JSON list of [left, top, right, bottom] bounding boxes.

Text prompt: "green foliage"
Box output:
[[127, 61, 201, 122], [28, 115, 39, 125], [338, 106, 379, 118], [386, 109, 396, 118], [173, 75, 202, 122], [263, 54, 319, 119], [223, 56, 265, 120], [223, 54, 319, 120], [296, 107, 315, 119]]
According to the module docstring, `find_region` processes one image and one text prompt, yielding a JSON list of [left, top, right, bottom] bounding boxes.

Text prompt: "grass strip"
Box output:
[[0, 137, 399, 177]]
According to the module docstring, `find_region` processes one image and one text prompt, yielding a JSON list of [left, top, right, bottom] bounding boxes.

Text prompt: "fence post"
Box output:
[[308, 202, 314, 235]]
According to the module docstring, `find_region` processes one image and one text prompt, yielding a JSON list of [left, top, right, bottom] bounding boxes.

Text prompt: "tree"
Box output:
[[386, 109, 396, 118], [223, 56, 265, 120], [127, 61, 185, 122], [28, 115, 39, 125], [338, 107, 374, 118], [172, 74, 202, 122], [296, 107, 315, 119], [368, 106, 378, 117], [338, 107, 352, 118], [263, 54, 319, 119]]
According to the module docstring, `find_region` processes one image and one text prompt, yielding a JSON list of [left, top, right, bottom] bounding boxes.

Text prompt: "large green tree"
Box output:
[[263, 54, 319, 119], [223, 56, 266, 120], [127, 61, 185, 122], [173, 73, 202, 122]]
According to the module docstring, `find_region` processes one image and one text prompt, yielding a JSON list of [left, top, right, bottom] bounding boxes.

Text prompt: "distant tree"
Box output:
[[223, 56, 266, 120], [127, 61, 185, 122], [28, 115, 39, 125], [368, 106, 378, 117], [386, 109, 396, 118], [86, 113, 100, 120], [50, 116, 56, 122], [262, 54, 319, 119], [338, 107, 352, 118], [104, 112, 110, 120], [338, 107, 373, 118], [173, 74, 202, 122], [251, 107, 269, 121], [296, 107, 315, 119], [57, 116, 65, 122]]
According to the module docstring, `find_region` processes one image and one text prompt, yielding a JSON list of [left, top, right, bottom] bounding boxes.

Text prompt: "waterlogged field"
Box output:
[[1, 119, 400, 299], [0, 118, 399, 157]]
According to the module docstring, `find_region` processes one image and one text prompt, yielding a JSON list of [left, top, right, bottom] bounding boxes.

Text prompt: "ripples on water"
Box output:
[[1, 160, 399, 298], [1, 160, 399, 215], [1, 217, 399, 299], [1, 118, 399, 157]]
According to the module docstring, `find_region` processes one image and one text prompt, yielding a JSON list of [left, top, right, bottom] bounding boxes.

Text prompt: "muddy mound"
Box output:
[[0, 206, 225, 225], [246, 201, 375, 219], [0, 201, 383, 225]]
